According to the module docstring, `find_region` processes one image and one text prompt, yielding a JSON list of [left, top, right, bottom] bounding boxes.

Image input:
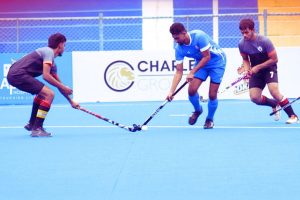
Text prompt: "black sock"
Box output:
[[279, 97, 296, 117], [33, 100, 51, 129], [29, 96, 41, 124], [259, 95, 277, 108]]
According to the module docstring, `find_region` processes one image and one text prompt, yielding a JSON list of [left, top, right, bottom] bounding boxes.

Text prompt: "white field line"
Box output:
[[0, 125, 299, 129]]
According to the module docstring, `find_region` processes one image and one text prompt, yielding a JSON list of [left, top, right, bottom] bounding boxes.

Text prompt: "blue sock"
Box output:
[[188, 93, 202, 112], [207, 98, 218, 121]]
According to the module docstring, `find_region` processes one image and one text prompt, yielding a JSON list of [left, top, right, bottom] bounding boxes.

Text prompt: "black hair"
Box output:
[[48, 33, 67, 49], [239, 18, 255, 30], [169, 22, 186, 35]]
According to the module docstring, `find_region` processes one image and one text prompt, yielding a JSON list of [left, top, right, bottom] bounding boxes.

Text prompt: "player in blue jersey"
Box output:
[[7, 33, 80, 137], [167, 22, 226, 129], [238, 18, 298, 124]]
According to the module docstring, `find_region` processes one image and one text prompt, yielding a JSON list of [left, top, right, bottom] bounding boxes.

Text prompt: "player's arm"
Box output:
[[167, 62, 184, 101], [251, 49, 278, 74], [187, 49, 210, 82], [43, 63, 68, 91], [238, 52, 251, 75], [51, 72, 80, 108]]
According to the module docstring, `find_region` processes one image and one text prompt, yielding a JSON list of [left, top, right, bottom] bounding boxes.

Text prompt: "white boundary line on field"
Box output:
[[0, 125, 299, 129]]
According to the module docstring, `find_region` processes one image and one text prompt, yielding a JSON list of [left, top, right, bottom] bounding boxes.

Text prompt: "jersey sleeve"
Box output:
[[175, 46, 184, 65], [263, 37, 275, 53], [37, 47, 54, 65], [238, 40, 246, 54], [195, 33, 211, 52]]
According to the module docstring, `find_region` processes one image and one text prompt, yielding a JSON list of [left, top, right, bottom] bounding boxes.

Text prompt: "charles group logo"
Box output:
[[104, 60, 135, 92]]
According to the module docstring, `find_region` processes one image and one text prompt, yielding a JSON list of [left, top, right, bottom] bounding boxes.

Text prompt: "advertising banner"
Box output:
[[72, 48, 300, 103]]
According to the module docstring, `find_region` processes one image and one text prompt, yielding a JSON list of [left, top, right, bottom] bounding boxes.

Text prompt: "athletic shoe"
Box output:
[[30, 127, 52, 137], [24, 123, 33, 131], [203, 119, 214, 129], [188, 110, 202, 125], [272, 105, 281, 121], [286, 115, 299, 124]]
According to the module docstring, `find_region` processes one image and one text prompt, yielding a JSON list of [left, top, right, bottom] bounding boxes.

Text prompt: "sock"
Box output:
[[207, 98, 218, 121], [259, 95, 277, 108], [33, 99, 51, 129], [188, 92, 202, 112], [279, 97, 296, 117], [28, 96, 41, 124]]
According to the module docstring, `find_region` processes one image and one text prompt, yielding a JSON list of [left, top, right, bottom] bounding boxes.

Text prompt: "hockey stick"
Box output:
[[134, 81, 188, 131], [78, 107, 137, 132], [269, 97, 300, 116], [218, 74, 248, 94]]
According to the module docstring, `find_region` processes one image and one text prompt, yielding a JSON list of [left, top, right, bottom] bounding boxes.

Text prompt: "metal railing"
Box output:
[[1, 10, 300, 53]]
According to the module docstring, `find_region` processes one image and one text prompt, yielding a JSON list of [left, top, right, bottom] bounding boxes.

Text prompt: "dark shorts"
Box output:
[[7, 72, 44, 95], [249, 68, 278, 90]]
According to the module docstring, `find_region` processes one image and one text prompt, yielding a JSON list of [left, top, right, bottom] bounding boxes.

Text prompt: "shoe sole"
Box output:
[[30, 134, 52, 137]]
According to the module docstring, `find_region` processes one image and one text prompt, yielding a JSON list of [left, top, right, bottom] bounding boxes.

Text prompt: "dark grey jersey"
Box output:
[[9, 47, 57, 77], [238, 34, 276, 70]]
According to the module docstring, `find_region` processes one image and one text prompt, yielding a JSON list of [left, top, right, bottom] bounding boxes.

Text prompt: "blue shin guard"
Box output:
[[207, 98, 218, 121], [188, 93, 203, 112]]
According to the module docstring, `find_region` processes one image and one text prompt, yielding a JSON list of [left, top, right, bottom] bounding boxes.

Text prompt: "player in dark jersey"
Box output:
[[7, 33, 80, 137], [238, 18, 298, 124], [167, 22, 226, 129]]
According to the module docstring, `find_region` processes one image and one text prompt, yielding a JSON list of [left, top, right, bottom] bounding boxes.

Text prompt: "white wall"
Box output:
[[142, 0, 174, 50]]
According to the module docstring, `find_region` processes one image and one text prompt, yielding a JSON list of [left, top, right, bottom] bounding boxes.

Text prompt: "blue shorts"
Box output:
[[194, 64, 226, 84]]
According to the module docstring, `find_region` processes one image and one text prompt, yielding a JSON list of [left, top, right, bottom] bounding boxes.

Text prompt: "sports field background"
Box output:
[[1, 0, 300, 199], [0, 100, 300, 200]]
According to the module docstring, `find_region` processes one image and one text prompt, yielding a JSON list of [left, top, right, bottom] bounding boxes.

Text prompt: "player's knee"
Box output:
[[45, 89, 55, 100], [208, 89, 218, 100], [188, 90, 197, 96], [250, 97, 261, 105], [49, 90, 55, 98], [208, 94, 217, 100]]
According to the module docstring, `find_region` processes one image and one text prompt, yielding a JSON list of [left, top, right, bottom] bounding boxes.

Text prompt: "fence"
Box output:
[[1, 10, 300, 53]]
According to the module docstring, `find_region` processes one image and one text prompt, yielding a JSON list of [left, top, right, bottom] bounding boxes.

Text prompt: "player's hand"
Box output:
[[186, 72, 194, 82], [60, 85, 73, 95], [71, 100, 80, 109], [166, 92, 174, 101], [237, 66, 245, 74], [250, 66, 259, 74]]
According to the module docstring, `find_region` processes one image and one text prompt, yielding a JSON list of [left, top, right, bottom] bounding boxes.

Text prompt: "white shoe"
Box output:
[[272, 105, 281, 121], [286, 115, 299, 124]]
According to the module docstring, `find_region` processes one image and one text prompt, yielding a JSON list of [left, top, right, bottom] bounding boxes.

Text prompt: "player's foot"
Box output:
[[30, 127, 52, 137], [286, 115, 299, 124], [203, 119, 214, 129], [272, 105, 281, 121], [188, 110, 202, 125], [24, 123, 33, 131]]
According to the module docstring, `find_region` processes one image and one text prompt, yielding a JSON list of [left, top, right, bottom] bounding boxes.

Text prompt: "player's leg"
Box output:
[[31, 86, 54, 137], [188, 77, 203, 125], [204, 82, 219, 129], [268, 82, 298, 123], [24, 96, 42, 131], [248, 72, 278, 111], [8, 74, 54, 136], [204, 66, 225, 129]]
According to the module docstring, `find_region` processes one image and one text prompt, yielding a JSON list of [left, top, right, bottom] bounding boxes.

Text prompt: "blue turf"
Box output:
[[0, 100, 300, 200]]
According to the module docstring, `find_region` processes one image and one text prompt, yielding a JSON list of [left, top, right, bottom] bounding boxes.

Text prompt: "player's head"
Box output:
[[239, 18, 255, 40], [48, 33, 67, 56], [169, 22, 187, 45]]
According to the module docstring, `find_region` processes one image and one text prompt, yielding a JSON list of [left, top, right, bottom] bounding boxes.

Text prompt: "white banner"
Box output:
[[72, 48, 300, 103], [72, 50, 190, 102]]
